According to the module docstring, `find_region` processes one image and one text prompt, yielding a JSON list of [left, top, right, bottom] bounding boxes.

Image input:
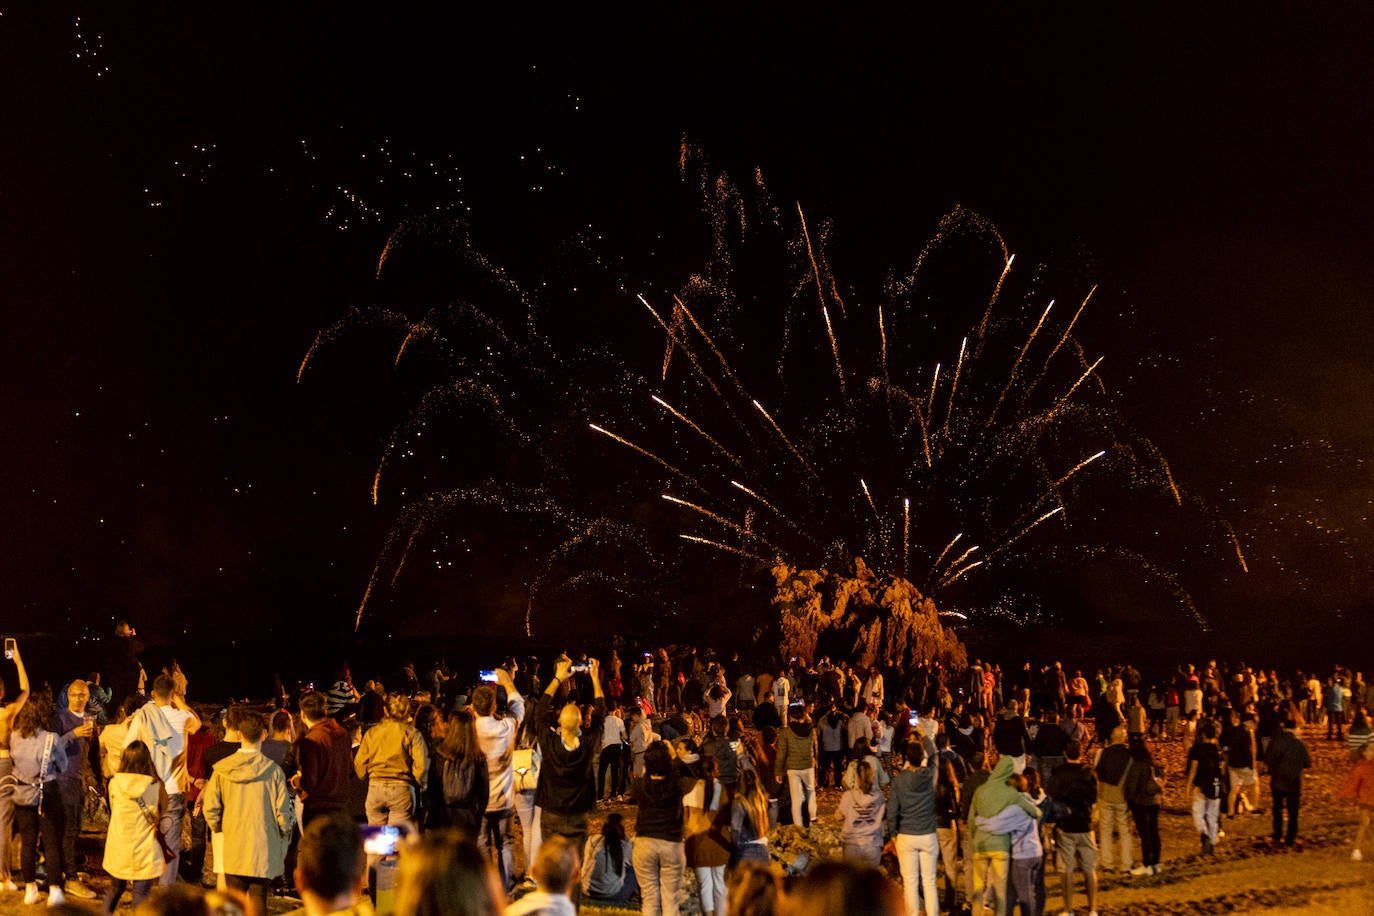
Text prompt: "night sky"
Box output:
[[3, 4, 1373, 677]]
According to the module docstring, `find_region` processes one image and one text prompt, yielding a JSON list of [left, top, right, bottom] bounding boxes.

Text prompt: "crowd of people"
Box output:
[[0, 623, 1371, 916]]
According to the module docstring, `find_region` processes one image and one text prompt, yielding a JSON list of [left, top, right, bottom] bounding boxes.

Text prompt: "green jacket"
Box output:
[[774, 721, 818, 777], [967, 756, 1041, 854]]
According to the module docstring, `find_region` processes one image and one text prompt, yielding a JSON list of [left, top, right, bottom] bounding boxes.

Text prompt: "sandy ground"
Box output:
[[1, 720, 1367, 915]]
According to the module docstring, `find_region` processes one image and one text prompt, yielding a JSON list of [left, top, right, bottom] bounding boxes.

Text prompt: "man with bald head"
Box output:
[[55, 680, 97, 898], [534, 654, 604, 903]]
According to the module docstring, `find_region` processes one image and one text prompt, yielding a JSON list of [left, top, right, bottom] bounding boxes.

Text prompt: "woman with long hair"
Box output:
[[0, 639, 30, 893], [730, 768, 771, 867], [581, 812, 637, 905], [1124, 734, 1165, 875], [838, 759, 885, 866], [102, 740, 167, 912], [885, 733, 940, 916], [436, 709, 489, 837], [392, 830, 504, 916], [10, 693, 69, 905], [683, 747, 731, 916], [631, 740, 694, 916]]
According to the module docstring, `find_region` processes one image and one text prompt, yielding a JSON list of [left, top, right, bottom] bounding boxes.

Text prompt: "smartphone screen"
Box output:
[[3, 638, 13, 660], [909, 711, 920, 727], [479, 670, 498, 683], [361, 825, 401, 856]]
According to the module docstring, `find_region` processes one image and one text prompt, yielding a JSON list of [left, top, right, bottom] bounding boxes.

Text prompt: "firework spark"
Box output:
[[589, 423, 701, 490], [651, 395, 740, 465], [680, 534, 768, 562]]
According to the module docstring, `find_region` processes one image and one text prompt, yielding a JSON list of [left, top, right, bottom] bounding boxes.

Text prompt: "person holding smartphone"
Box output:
[[0, 639, 30, 893]]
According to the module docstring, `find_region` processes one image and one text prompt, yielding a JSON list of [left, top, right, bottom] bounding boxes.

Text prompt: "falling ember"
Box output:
[[375, 225, 403, 279], [680, 533, 767, 562], [652, 395, 740, 465], [588, 423, 701, 489], [1158, 453, 1183, 506], [354, 564, 380, 631], [903, 497, 910, 574], [752, 400, 816, 477], [860, 479, 880, 521]]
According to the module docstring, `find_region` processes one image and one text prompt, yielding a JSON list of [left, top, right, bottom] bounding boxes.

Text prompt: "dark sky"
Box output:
[[2, 3, 1372, 672]]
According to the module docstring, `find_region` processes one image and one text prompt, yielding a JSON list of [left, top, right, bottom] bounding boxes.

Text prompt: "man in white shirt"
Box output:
[[862, 666, 885, 709], [773, 669, 791, 726], [124, 673, 200, 887], [473, 667, 525, 893], [847, 705, 873, 752], [597, 702, 628, 802]]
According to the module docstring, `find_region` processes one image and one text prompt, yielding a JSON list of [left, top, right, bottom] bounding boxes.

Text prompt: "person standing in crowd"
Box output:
[[1222, 707, 1259, 818], [0, 641, 30, 894], [993, 699, 1032, 775], [817, 703, 846, 789], [102, 740, 167, 912], [354, 693, 428, 827], [599, 701, 628, 802], [1336, 738, 1374, 861], [535, 656, 605, 885], [105, 619, 145, 704], [886, 730, 940, 916], [202, 711, 295, 915], [839, 759, 885, 868], [55, 679, 98, 899], [1263, 715, 1311, 846], [295, 691, 355, 827], [974, 772, 1045, 916], [1186, 718, 1226, 855], [683, 748, 731, 916], [326, 667, 361, 718], [123, 673, 201, 888], [969, 750, 1044, 916], [729, 769, 772, 868], [11, 694, 69, 905], [1325, 677, 1347, 742], [436, 708, 489, 835], [473, 666, 524, 892], [1124, 735, 1165, 876], [1093, 725, 1134, 873], [1048, 740, 1099, 916], [631, 740, 693, 916], [776, 702, 818, 829], [772, 667, 791, 727]]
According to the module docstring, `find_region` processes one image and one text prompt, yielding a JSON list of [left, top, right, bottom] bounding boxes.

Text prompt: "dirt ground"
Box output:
[[2, 720, 1368, 915]]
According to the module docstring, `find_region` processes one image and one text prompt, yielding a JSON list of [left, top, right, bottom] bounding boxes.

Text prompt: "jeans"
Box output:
[[477, 808, 514, 891], [896, 832, 941, 916], [632, 836, 685, 916], [696, 864, 726, 914], [587, 864, 638, 905], [183, 806, 208, 883], [598, 744, 625, 799], [1271, 788, 1300, 844], [365, 780, 417, 826], [1009, 856, 1044, 916], [936, 825, 960, 896], [158, 793, 185, 888], [843, 840, 882, 867], [15, 788, 64, 886], [819, 749, 845, 788], [512, 791, 541, 875], [970, 850, 1009, 916], [1131, 804, 1160, 867], [1191, 791, 1220, 843], [1096, 798, 1133, 870], [786, 768, 816, 828], [60, 791, 83, 884], [104, 878, 155, 914], [0, 758, 15, 882]]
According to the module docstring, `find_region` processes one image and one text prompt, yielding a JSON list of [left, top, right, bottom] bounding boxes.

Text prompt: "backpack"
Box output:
[[442, 757, 479, 806]]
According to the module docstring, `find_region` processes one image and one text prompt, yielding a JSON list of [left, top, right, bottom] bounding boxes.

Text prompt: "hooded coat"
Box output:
[[103, 773, 167, 881], [202, 750, 295, 879], [967, 755, 1041, 854]]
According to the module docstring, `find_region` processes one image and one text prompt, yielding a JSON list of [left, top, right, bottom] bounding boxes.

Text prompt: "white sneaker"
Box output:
[[1353, 848, 1363, 861], [46, 886, 65, 907], [3, 880, 17, 892], [22, 884, 39, 905], [1129, 864, 1152, 876], [63, 880, 97, 900]]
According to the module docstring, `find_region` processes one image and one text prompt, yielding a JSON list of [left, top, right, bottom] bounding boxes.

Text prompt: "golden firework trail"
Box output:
[[375, 225, 403, 279], [1045, 356, 1104, 418], [638, 294, 733, 412], [940, 560, 984, 589], [588, 423, 701, 489], [942, 337, 968, 436], [985, 506, 1065, 562], [878, 304, 894, 432], [927, 362, 942, 415], [679, 534, 767, 562], [1050, 450, 1107, 492], [672, 295, 752, 400], [1039, 284, 1097, 377], [752, 400, 817, 477], [860, 479, 880, 521], [975, 254, 1015, 342], [662, 494, 769, 546], [1222, 521, 1249, 573], [931, 533, 963, 571], [796, 203, 846, 393], [1158, 452, 1183, 506], [987, 300, 1053, 426], [390, 524, 421, 585], [947, 543, 981, 574], [297, 334, 321, 383], [394, 325, 418, 367], [903, 498, 911, 575], [372, 463, 384, 506], [354, 562, 381, 631], [651, 395, 740, 465]]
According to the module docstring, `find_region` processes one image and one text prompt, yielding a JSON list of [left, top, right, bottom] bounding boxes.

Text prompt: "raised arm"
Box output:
[[6, 643, 29, 715], [170, 692, 202, 736]]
